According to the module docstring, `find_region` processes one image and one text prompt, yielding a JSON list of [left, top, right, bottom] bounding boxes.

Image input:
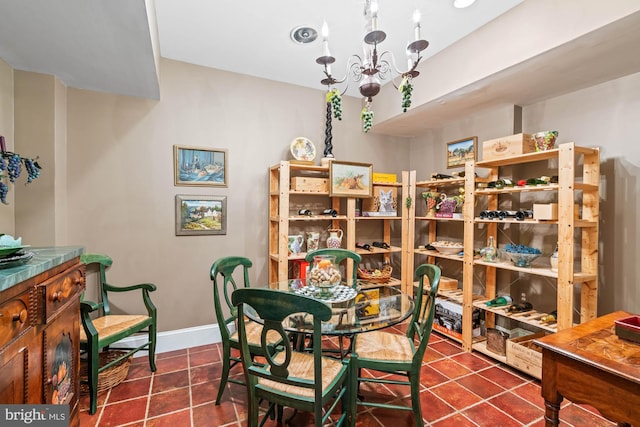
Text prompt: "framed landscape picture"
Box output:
[[329, 161, 373, 198], [446, 136, 477, 169], [174, 145, 227, 187], [175, 195, 227, 236]]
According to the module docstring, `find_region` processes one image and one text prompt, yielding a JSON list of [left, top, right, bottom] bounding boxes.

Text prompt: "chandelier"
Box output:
[[316, 0, 429, 132]]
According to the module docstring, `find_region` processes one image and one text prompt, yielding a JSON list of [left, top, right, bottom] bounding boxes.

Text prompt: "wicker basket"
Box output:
[[357, 264, 393, 284], [80, 350, 132, 395]]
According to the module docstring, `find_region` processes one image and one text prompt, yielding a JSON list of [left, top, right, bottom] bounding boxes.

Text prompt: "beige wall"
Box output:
[[63, 58, 409, 332], [0, 59, 14, 229]]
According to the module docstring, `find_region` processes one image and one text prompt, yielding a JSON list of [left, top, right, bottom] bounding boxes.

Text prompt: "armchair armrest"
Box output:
[[80, 300, 104, 315], [103, 282, 157, 319], [104, 283, 157, 293]]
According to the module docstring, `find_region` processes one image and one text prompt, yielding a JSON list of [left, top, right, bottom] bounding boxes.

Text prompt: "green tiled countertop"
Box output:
[[0, 246, 84, 292]]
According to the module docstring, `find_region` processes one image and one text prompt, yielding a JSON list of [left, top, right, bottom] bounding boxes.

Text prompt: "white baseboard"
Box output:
[[113, 323, 223, 357]]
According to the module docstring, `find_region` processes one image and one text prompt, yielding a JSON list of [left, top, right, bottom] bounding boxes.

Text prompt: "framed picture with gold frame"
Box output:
[[174, 145, 227, 187], [446, 136, 477, 169], [329, 161, 373, 198]]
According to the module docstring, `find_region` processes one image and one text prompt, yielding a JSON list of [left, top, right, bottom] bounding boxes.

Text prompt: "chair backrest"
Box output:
[[305, 248, 362, 288], [407, 263, 441, 364], [210, 256, 253, 343], [80, 253, 114, 315], [232, 288, 333, 407]]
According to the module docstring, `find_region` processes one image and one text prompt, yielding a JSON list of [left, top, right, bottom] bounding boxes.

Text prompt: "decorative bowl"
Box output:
[[506, 252, 541, 267], [532, 131, 558, 152], [430, 241, 464, 255]]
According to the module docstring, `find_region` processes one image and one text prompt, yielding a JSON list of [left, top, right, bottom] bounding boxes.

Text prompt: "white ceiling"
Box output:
[[0, 0, 523, 99]]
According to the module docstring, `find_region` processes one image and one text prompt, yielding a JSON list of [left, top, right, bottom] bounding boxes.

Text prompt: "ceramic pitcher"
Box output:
[[306, 231, 320, 252], [288, 235, 304, 254], [326, 228, 343, 248]]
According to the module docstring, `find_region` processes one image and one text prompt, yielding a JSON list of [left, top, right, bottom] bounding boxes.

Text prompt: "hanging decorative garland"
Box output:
[[0, 136, 42, 204]]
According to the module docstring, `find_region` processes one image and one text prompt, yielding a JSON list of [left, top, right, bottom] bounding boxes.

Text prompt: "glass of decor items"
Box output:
[[480, 236, 499, 262], [307, 255, 341, 298], [504, 243, 542, 267]]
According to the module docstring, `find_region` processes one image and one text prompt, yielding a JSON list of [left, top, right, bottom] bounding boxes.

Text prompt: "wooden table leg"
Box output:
[[541, 349, 562, 427]]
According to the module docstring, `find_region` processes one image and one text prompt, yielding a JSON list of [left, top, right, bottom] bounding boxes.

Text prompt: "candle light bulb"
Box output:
[[413, 9, 421, 41], [370, 0, 378, 31], [321, 21, 330, 56]]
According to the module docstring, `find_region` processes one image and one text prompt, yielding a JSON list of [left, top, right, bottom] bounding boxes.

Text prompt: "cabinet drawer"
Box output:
[[0, 290, 33, 348], [39, 265, 85, 323]]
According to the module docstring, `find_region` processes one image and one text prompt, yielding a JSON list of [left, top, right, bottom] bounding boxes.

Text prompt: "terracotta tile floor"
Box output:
[[79, 326, 616, 426]]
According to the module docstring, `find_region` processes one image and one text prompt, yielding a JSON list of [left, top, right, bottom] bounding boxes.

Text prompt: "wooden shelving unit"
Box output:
[[269, 162, 415, 295], [461, 142, 600, 357], [410, 142, 600, 377]]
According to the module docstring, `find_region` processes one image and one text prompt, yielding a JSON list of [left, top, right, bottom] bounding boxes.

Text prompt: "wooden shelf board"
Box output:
[[474, 259, 558, 278], [415, 216, 464, 222], [290, 190, 330, 196], [372, 181, 402, 187], [356, 216, 402, 220], [472, 300, 558, 333], [289, 215, 348, 221], [476, 148, 562, 167], [356, 246, 402, 255], [476, 184, 559, 194], [415, 249, 464, 262], [416, 177, 465, 187], [472, 340, 507, 363], [475, 218, 557, 225]]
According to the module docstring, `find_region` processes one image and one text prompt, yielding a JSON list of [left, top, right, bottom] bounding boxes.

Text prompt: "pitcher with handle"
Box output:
[[326, 228, 343, 248]]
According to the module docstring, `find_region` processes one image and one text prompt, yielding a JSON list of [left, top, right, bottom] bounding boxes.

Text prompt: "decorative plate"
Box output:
[[294, 285, 357, 304], [0, 251, 34, 269], [0, 245, 31, 257], [290, 137, 316, 161]]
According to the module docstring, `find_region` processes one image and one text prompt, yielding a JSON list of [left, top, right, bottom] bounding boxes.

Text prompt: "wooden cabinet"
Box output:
[[268, 162, 414, 295], [0, 249, 85, 426]]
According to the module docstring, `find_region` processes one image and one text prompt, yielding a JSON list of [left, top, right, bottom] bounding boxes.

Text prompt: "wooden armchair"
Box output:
[[79, 253, 157, 414]]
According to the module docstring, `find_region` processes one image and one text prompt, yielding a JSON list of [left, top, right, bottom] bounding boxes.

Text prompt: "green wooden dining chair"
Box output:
[[210, 256, 280, 404], [305, 248, 362, 288], [232, 288, 352, 427], [349, 263, 440, 427], [79, 253, 157, 415]]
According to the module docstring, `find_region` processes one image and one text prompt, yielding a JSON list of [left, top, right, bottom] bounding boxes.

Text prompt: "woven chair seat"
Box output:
[[354, 329, 414, 362], [231, 318, 281, 346], [258, 350, 345, 398], [80, 314, 151, 342]]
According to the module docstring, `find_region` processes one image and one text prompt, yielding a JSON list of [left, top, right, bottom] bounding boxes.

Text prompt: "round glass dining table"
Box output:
[[243, 280, 415, 336]]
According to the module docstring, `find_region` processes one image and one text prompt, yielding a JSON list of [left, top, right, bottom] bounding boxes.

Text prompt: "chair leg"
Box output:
[[216, 344, 231, 405], [87, 341, 99, 415], [410, 374, 423, 427], [148, 324, 157, 372]]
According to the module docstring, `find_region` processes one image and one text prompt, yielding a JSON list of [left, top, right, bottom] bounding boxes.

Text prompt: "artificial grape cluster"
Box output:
[[401, 81, 413, 112], [327, 89, 342, 120], [24, 158, 41, 183], [504, 243, 542, 254], [0, 182, 7, 205], [361, 109, 374, 132], [7, 154, 21, 183]]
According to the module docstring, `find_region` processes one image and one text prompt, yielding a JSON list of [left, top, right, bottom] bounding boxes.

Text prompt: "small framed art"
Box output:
[[175, 195, 227, 236], [446, 136, 477, 169], [174, 145, 227, 186], [329, 161, 373, 198]]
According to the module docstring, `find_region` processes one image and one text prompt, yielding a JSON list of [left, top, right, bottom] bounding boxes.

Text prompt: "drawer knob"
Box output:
[[51, 292, 61, 302], [13, 309, 27, 324]]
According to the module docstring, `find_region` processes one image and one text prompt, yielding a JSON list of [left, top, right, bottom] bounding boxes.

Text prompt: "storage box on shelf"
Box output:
[[481, 133, 534, 161], [269, 162, 415, 295], [460, 142, 600, 377], [506, 332, 546, 379]]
